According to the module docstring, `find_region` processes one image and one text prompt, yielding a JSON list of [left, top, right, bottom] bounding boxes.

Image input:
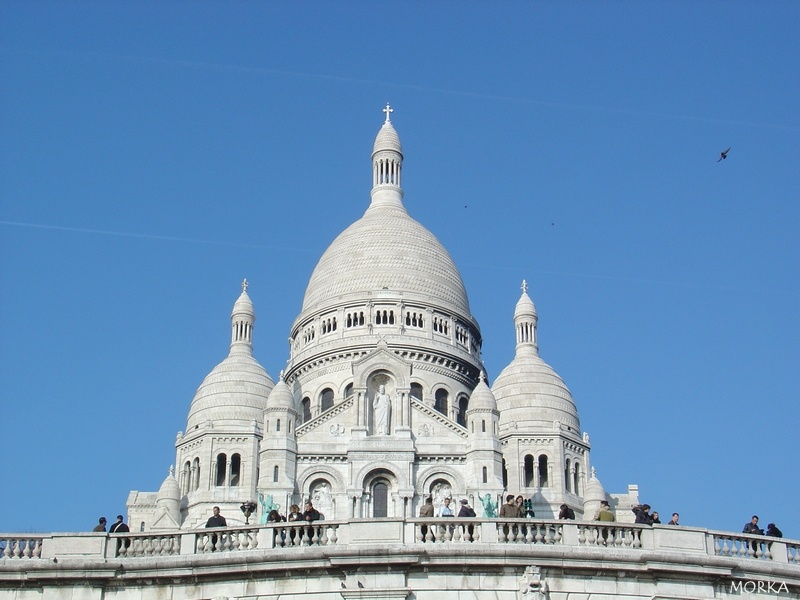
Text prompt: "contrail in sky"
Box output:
[[10, 47, 797, 133], [0, 219, 300, 252]]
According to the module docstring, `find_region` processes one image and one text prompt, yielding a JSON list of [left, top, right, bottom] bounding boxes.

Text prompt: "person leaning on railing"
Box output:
[[593, 501, 615, 545]]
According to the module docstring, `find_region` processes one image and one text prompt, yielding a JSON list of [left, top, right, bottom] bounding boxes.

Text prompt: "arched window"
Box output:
[[181, 461, 191, 495], [372, 480, 389, 518], [524, 454, 534, 487], [410, 383, 423, 401], [302, 397, 311, 422], [320, 388, 334, 412], [276, 419, 281, 432], [457, 395, 469, 426], [215, 453, 227, 486], [481, 419, 486, 433], [434, 389, 448, 416], [192, 457, 201, 491], [273, 465, 279, 483], [345, 383, 354, 399], [502, 458, 508, 488], [482, 466, 488, 484], [230, 454, 241, 487], [574, 461, 581, 495], [565, 458, 571, 493], [538, 455, 549, 487]]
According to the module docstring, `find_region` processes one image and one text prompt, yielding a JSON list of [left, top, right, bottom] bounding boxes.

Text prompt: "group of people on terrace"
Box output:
[[743, 515, 783, 538]]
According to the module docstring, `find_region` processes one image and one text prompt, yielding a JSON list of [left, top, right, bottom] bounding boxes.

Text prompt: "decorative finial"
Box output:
[[242, 278, 249, 293], [168, 465, 175, 477], [479, 371, 486, 383], [383, 103, 393, 123], [279, 369, 284, 382], [521, 280, 528, 294], [591, 466, 597, 478]]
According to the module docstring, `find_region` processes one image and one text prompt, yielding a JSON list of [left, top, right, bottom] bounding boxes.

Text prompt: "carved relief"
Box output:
[[518, 566, 549, 600]]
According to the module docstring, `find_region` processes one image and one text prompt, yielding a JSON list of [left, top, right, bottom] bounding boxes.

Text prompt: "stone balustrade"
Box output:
[[1, 520, 798, 567]]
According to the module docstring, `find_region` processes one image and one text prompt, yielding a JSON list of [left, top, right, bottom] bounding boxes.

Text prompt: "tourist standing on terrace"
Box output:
[[303, 501, 321, 522], [743, 515, 764, 536], [436, 497, 454, 517], [457, 499, 476, 518], [594, 501, 615, 522], [667, 513, 680, 525], [766, 523, 783, 538], [632, 504, 653, 524], [499, 495, 519, 518], [92, 517, 107, 532], [205, 506, 227, 551]]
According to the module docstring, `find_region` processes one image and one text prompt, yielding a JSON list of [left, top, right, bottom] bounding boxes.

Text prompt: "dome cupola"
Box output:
[[492, 281, 580, 433], [185, 281, 274, 432]]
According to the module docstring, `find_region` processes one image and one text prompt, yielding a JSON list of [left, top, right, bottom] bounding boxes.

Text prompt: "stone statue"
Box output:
[[431, 482, 452, 513], [373, 385, 391, 435], [481, 493, 498, 518], [518, 566, 549, 599]]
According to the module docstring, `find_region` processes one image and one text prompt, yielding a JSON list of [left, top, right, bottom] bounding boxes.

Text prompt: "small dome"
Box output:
[[515, 286, 537, 319], [583, 468, 607, 504], [492, 352, 579, 431], [232, 287, 254, 319], [372, 114, 402, 156], [157, 468, 181, 503], [267, 375, 294, 410], [467, 372, 497, 412], [186, 354, 274, 431]]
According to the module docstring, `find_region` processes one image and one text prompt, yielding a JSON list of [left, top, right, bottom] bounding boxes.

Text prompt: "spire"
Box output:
[[370, 104, 404, 210], [514, 279, 538, 355], [230, 279, 255, 355]]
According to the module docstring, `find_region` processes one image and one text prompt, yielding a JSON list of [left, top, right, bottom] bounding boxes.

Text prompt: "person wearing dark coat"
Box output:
[[632, 504, 654, 525], [742, 515, 764, 555], [109, 515, 130, 555], [766, 523, 783, 538], [205, 506, 227, 551], [742, 515, 764, 535], [457, 499, 476, 518], [109, 515, 130, 533]]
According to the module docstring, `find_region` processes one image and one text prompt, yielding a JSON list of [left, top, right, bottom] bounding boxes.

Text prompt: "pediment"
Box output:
[[411, 398, 469, 440], [352, 341, 411, 388]]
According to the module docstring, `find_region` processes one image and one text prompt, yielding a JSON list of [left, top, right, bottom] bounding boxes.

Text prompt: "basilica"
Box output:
[[6, 108, 798, 600], [127, 106, 633, 530]]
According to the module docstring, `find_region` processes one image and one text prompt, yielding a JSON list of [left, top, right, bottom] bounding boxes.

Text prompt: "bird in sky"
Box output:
[[717, 147, 731, 162]]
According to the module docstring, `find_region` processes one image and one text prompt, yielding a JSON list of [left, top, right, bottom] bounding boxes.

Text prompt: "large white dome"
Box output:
[[299, 115, 471, 319], [300, 203, 470, 316]]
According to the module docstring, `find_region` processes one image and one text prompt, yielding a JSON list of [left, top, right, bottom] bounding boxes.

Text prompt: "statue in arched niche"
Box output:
[[372, 384, 392, 435], [310, 481, 333, 519], [431, 481, 452, 514]]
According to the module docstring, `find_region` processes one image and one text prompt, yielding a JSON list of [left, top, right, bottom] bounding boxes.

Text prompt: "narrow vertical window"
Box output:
[[230, 454, 241, 487], [215, 453, 227, 486]]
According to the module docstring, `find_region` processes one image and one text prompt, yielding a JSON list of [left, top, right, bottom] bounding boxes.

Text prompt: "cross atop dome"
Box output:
[[242, 278, 249, 293], [383, 103, 393, 123], [521, 280, 528, 294]]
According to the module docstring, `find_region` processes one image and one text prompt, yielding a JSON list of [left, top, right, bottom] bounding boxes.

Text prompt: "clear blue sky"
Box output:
[[2, 2, 798, 536]]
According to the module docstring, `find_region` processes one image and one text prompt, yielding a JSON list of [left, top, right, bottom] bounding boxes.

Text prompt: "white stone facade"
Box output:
[[4, 106, 800, 600], [122, 108, 619, 531]]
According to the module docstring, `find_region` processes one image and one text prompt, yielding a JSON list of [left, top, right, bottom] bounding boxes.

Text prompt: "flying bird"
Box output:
[[717, 147, 731, 162]]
